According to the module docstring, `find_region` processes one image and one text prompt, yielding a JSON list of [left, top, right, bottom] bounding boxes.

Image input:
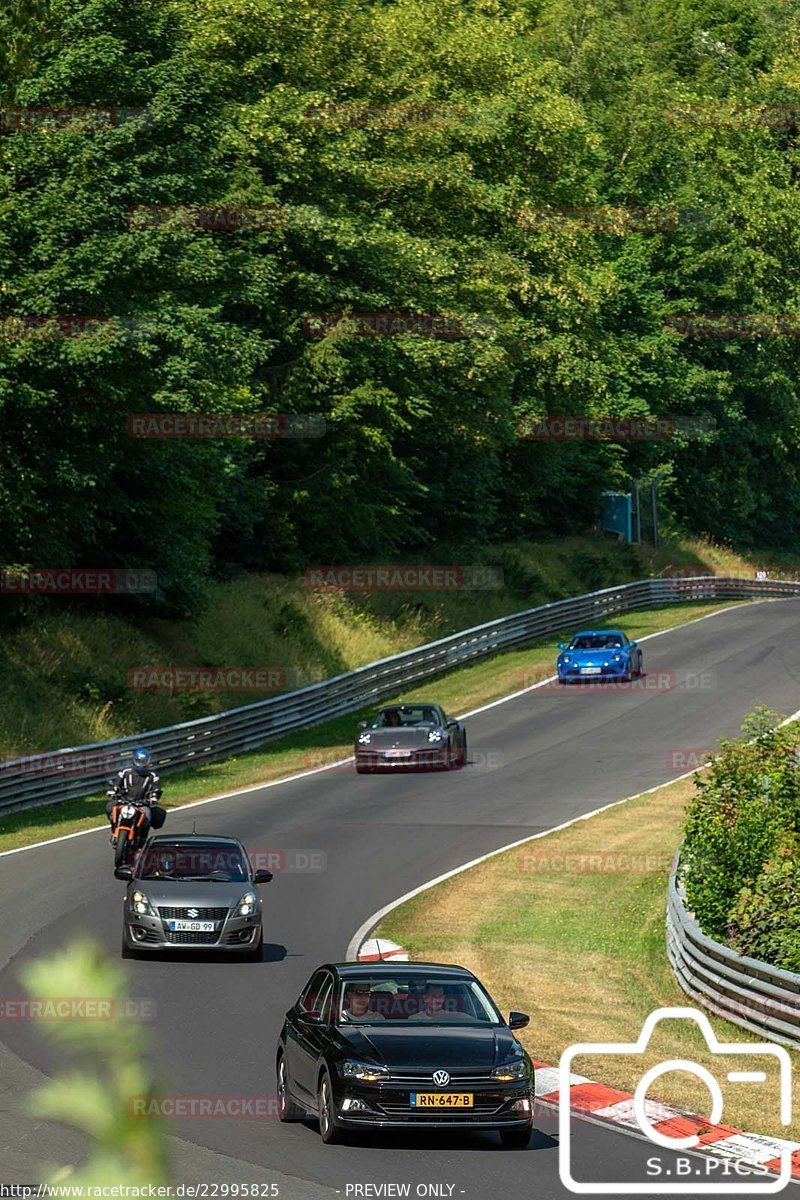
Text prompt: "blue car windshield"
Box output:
[[569, 635, 624, 650]]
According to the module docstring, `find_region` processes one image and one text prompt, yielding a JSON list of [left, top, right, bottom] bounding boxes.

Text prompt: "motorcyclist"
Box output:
[[106, 747, 162, 844]]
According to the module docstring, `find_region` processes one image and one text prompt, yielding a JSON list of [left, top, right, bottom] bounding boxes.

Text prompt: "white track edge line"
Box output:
[[0, 597, 774, 860]]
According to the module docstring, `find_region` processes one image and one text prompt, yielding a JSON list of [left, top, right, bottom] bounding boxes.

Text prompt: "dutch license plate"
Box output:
[[384, 749, 412, 758], [580, 667, 601, 674], [168, 920, 215, 932], [411, 1093, 473, 1108]]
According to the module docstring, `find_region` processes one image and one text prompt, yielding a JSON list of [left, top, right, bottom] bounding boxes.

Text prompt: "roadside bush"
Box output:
[[727, 835, 800, 973], [680, 709, 800, 942]]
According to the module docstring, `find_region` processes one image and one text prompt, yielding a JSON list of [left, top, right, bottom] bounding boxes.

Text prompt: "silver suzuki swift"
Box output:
[[116, 834, 273, 960]]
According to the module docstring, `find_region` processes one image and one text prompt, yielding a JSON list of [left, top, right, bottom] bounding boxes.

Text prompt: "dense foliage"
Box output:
[[3, 0, 800, 610], [680, 708, 800, 970]]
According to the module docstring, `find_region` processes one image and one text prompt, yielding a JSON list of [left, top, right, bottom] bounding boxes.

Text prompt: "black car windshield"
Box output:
[[370, 706, 440, 729], [569, 634, 624, 650], [137, 843, 249, 881], [337, 974, 503, 1025]]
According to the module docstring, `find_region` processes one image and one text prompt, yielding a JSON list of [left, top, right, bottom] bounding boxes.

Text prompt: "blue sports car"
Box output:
[[556, 629, 643, 684]]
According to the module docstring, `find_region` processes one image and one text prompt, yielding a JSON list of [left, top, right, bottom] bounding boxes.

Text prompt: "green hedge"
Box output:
[[680, 708, 800, 971]]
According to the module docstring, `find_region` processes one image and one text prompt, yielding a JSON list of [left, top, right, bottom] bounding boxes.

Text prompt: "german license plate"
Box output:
[[411, 1093, 473, 1108], [168, 920, 215, 932], [580, 667, 601, 674], [384, 749, 412, 758]]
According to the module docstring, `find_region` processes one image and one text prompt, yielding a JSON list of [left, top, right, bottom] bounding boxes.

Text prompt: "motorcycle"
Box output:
[[108, 793, 151, 868], [107, 778, 166, 868]]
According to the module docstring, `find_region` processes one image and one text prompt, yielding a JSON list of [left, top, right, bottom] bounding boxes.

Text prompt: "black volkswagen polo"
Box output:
[[276, 962, 535, 1147]]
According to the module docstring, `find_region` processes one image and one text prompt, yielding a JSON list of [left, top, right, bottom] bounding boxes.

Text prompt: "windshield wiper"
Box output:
[[179, 874, 234, 882]]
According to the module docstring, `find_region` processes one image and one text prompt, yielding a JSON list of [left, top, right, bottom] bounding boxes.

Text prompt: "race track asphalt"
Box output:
[[2, 599, 799, 1198]]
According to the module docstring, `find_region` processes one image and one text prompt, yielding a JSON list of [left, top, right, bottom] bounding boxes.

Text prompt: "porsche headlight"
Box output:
[[358, 733, 371, 745], [613, 653, 622, 662], [237, 892, 257, 916], [337, 1059, 389, 1083], [562, 655, 571, 663], [491, 1059, 529, 1082], [130, 890, 156, 916], [428, 730, 443, 743]]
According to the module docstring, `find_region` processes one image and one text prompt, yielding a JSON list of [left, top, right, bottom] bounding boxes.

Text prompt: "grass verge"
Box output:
[[378, 769, 800, 1140], [0, 599, 744, 855]]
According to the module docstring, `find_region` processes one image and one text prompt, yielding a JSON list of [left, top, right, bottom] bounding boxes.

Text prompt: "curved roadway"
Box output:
[[2, 600, 799, 1197]]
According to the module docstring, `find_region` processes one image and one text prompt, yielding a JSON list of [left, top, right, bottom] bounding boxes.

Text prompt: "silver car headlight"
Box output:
[[130, 890, 156, 916], [428, 730, 443, 742], [337, 1059, 389, 1083], [491, 1059, 530, 1082], [237, 892, 257, 916], [358, 733, 371, 745]]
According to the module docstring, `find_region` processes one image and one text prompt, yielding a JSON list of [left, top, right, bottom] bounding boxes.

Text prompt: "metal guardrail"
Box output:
[[2, 574, 800, 818], [667, 859, 800, 1047]]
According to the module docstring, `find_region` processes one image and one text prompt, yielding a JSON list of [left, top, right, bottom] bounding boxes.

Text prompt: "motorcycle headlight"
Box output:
[[491, 1059, 530, 1082], [358, 733, 371, 745], [130, 890, 156, 916], [428, 730, 443, 743], [337, 1059, 389, 1083], [237, 892, 257, 916]]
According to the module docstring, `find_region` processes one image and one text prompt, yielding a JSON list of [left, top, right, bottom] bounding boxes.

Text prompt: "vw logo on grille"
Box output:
[[433, 1070, 450, 1087], [187, 908, 199, 918]]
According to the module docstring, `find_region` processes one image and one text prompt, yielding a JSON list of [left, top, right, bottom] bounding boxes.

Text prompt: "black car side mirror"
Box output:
[[508, 1011, 530, 1030], [114, 865, 134, 881], [253, 870, 273, 884], [298, 1010, 323, 1025]]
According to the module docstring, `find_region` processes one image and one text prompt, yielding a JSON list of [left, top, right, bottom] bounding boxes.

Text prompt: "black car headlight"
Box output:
[[337, 1059, 389, 1083], [490, 1059, 530, 1082]]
